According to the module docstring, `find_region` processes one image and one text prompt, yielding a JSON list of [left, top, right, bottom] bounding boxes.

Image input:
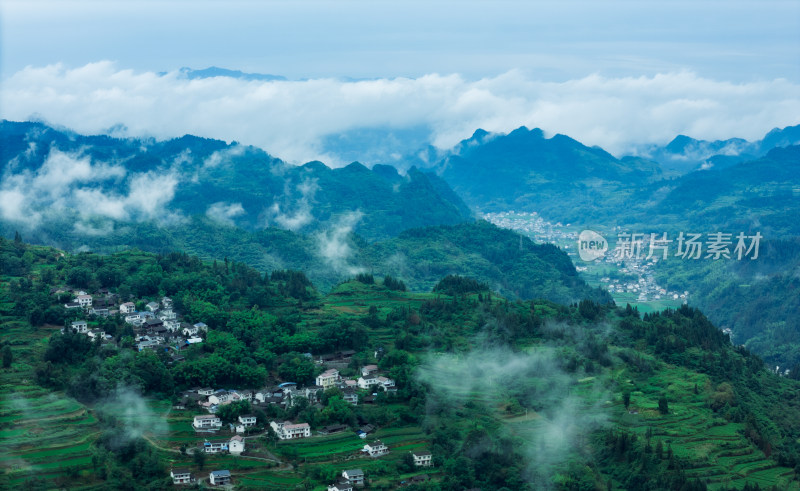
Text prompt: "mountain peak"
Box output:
[[179, 66, 287, 82]]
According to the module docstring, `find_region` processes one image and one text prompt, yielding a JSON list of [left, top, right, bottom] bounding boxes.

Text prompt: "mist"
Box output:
[[417, 341, 611, 487]]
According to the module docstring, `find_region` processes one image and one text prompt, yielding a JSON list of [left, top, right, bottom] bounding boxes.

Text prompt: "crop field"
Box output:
[[0, 317, 100, 487], [614, 357, 799, 490]]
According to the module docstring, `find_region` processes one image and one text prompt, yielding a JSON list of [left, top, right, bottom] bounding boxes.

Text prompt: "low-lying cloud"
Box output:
[[264, 178, 318, 231], [0, 147, 180, 230], [206, 201, 245, 226], [316, 211, 364, 275], [418, 345, 610, 487], [3, 62, 799, 165]]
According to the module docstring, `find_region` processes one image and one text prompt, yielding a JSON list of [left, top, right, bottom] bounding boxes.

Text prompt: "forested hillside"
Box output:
[[2, 237, 800, 489], [0, 121, 471, 243]]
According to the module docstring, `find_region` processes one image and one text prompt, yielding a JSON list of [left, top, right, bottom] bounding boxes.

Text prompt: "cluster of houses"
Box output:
[[58, 288, 208, 357], [199, 435, 245, 455], [313, 364, 397, 407], [325, 454, 432, 491], [179, 364, 396, 421], [170, 469, 231, 486]]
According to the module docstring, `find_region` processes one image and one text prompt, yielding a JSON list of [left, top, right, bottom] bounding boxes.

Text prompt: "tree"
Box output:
[[623, 391, 631, 409], [400, 452, 416, 473], [193, 449, 206, 469], [2, 346, 12, 368], [658, 396, 669, 415]]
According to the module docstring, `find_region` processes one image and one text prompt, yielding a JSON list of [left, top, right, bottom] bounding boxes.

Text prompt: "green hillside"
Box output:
[[1, 237, 799, 489], [0, 120, 471, 243]]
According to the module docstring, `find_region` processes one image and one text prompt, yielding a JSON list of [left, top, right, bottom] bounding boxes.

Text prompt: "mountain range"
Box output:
[[2, 118, 799, 369]]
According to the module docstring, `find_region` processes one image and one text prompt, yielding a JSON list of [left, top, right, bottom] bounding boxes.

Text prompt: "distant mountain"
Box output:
[[318, 124, 434, 168], [178, 66, 287, 81], [429, 126, 662, 221], [636, 144, 800, 236], [637, 124, 800, 173], [0, 120, 471, 243]]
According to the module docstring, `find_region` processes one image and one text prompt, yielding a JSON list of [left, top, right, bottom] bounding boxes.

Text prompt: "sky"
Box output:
[[1, 0, 799, 164]]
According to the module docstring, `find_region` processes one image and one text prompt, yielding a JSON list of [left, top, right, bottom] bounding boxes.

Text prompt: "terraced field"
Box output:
[[614, 356, 799, 490], [0, 319, 100, 487]]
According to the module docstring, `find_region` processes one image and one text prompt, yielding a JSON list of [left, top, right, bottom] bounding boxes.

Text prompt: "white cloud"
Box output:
[[206, 201, 245, 226], [1, 62, 799, 165], [264, 178, 318, 231], [316, 211, 364, 275], [203, 144, 245, 169], [0, 147, 181, 230]]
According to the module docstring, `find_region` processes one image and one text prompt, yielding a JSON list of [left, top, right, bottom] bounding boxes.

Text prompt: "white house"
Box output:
[[193, 414, 222, 430], [316, 368, 340, 389], [208, 390, 231, 405], [170, 468, 192, 485], [362, 440, 388, 457], [202, 440, 228, 453], [209, 470, 231, 486], [145, 301, 160, 312], [125, 313, 143, 325], [270, 421, 311, 440], [238, 414, 257, 427], [198, 387, 214, 396], [70, 320, 88, 333], [161, 296, 173, 308], [328, 478, 354, 491], [361, 365, 378, 377], [87, 329, 106, 340], [342, 468, 365, 486], [136, 336, 158, 351], [378, 376, 395, 390], [90, 307, 110, 317], [77, 294, 93, 307], [412, 450, 433, 467], [357, 376, 380, 389], [119, 302, 136, 314], [342, 389, 358, 406], [229, 435, 245, 455]]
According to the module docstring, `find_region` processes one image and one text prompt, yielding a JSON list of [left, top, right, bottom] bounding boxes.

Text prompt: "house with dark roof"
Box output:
[[342, 468, 365, 486], [170, 468, 192, 484], [209, 470, 231, 485], [412, 450, 433, 467], [328, 477, 353, 491]]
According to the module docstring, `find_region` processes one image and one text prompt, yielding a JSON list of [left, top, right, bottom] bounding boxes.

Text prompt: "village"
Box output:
[[55, 287, 433, 488], [173, 362, 427, 488], [58, 287, 206, 358], [483, 211, 691, 306]]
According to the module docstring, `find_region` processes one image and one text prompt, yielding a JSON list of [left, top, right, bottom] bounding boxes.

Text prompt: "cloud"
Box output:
[[206, 201, 245, 226], [203, 144, 245, 169], [418, 343, 610, 487], [2, 62, 798, 165], [0, 147, 181, 230], [96, 385, 168, 444], [316, 211, 364, 275], [264, 178, 318, 231]]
